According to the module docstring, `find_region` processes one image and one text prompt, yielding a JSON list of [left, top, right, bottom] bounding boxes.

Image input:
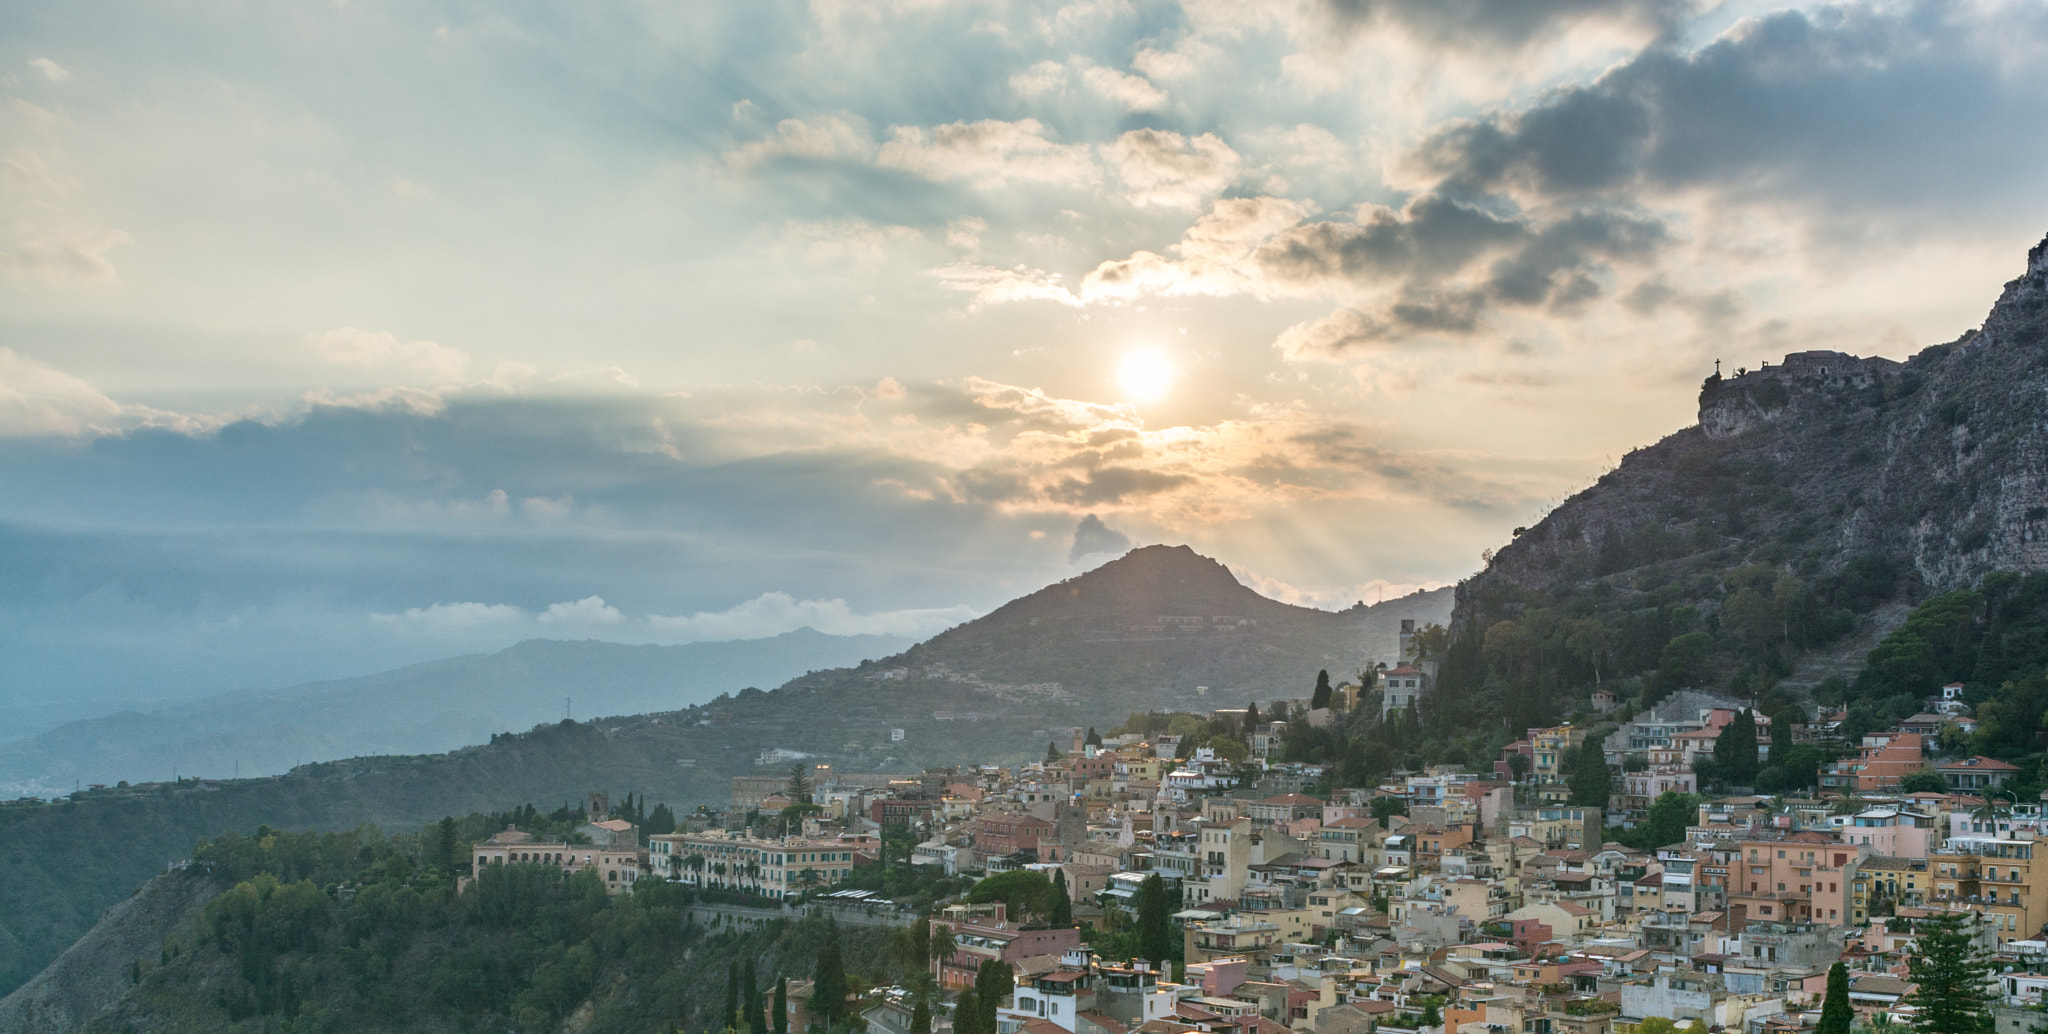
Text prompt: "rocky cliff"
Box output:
[[1455, 231, 2048, 640]]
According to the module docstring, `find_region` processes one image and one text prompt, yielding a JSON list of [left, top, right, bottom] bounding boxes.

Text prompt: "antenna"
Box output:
[[565, 696, 572, 721]]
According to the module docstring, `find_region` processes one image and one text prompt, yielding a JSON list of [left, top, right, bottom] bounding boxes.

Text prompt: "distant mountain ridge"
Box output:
[[0, 628, 913, 795], [899, 544, 1451, 699]]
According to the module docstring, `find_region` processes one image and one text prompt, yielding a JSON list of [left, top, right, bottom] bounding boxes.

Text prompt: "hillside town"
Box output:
[[470, 647, 2044, 1034]]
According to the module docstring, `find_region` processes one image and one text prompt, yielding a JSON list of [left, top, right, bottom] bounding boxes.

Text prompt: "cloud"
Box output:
[[539, 595, 624, 624], [1068, 512, 1133, 562], [877, 118, 1098, 190], [1310, 0, 1702, 51], [0, 347, 123, 435], [28, 58, 70, 83], [0, 228, 132, 288], [931, 263, 1082, 309], [1104, 129, 1242, 209], [647, 591, 978, 641], [724, 114, 875, 173], [304, 327, 470, 381], [1398, 2, 2048, 230], [1080, 64, 1170, 111]]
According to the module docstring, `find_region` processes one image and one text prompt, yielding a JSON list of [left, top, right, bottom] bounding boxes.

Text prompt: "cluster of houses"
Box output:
[[469, 667, 2043, 1034]]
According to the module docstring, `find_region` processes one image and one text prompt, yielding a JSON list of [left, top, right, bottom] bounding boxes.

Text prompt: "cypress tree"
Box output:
[[1568, 741, 1612, 808], [1084, 727, 1101, 747], [726, 960, 740, 1031], [1049, 870, 1073, 926], [1816, 961, 1852, 1034], [1904, 912, 1992, 1033], [774, 977, 789, 1034], [1713, 710, 1760, 786], [1311, 669, 1333, 710], [813, 920, 848, 1027], [974, 959, 1011, 1033], [746, 957, 767, 1034], [1243, 702, 1260, 734], [952, 987, 979, 1034], [910, 995, 931, 1034], [1135, 873, 1172, 964]]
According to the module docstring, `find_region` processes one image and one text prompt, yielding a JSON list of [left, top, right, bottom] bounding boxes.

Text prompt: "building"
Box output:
[[1940, 756, 2022, 792], [1930, 835, 2047, 940], [471, 829, 644, 894], [1724, 832, 1863, 925], [647, 830, 859, 899], [932, 903, 1082, 989]]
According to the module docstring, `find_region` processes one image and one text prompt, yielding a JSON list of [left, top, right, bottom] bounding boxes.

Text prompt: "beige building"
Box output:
[[471, 829, 644, 894], [1931, 835, 2047, 940], [649, 830, 858, 899]]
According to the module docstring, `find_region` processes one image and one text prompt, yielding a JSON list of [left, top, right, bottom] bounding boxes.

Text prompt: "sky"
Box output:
[[4, 0, 2047, 731]]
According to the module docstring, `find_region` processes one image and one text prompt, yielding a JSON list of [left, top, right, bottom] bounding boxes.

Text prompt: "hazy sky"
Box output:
[[4, 0, 2046, 726]]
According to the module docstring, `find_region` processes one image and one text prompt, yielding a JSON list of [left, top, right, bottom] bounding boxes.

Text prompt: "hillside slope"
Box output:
[[1434, 231, 2048, 725], [0, 547, 1444, 998], [0, 629, 912, 796]]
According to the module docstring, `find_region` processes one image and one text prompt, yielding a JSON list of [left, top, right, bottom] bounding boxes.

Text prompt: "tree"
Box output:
[[1714, 710, 1760, 786], [952, 987, 979, 1034], [1049, 869, 1074, 926], [1135, 873, 1173, 964], [813, 920, 848, 1027], [1900, 767, 1949, 795], [1311, 670, 1333, 710], [727, 960, 740, 1030], [775, 977, 789, 1034], [1817, 961, 1853, 1034], [646, 803, 677, 836], [1243, 702, 1260, 735], [974, 959, 1011, 1033], [437, 816, 462, 871], [1631, 791, 1704, 851], [1507, 753, 1531, 783], [1903, 911, 1992, 1033], [1084, 727, 1102, 747], [789, 764, 813, 805], [1370, 796, 1407, 827], [910, 993, 931, 1034], [930, 923, 957, 969], [1045, 741, 1062, 764], [1568, 741, 1612, 807], [746, 956, 768, 1034]]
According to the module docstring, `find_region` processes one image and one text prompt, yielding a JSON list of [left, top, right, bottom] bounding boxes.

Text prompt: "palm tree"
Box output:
[[1971, 790, 2016, 833]]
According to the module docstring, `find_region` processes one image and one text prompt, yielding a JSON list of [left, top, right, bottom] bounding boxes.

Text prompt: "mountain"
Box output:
[[0, 629, 913, 797], [1430, 231, 2048, 728], [902, 544, 1451, 700], [0, 547, 1445, 998]]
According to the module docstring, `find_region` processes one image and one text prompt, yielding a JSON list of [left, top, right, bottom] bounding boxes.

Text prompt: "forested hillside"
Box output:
[[1423, 233, 2048, 741]]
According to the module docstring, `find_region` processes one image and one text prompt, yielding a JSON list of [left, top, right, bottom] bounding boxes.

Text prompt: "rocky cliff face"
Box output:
[[1455, 231, 2048, 634], [0, 873, 218, 1034]]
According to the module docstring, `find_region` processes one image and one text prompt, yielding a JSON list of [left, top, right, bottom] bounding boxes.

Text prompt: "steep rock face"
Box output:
[[1456, 232, 2048, 633], [0, 873, 218, 1033]]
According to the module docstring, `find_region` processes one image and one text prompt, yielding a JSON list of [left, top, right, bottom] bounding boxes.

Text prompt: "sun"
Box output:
[[1117, 348, 1177, 404]]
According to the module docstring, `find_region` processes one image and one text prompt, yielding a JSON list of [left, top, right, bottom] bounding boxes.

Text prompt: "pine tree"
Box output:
[[774, 977, 789, 1034], [1084, 727, 1101, 747], [1311, 669, 1333, 710], [437, 815, 461, 871], [1816, 961, 1853, 1034], [1049, 869, 1074, 926], [813, 921, 848, 1027], [1045, 741, 1062, 764], [1243, 702, 1260, 734], [1904, 911, 1992, 1033]]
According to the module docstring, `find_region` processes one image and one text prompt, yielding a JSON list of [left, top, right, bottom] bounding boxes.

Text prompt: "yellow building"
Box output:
[[1851, 855, 1927, 923], [1930, 835, 2047, 941]]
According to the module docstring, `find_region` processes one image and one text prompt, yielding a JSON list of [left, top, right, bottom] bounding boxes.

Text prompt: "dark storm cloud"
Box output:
[[1048, 466, 1194, 506], [1313, 0, 1703, 49], [1068, 513, 1133, 562], [1406, 2, 2048, 226]]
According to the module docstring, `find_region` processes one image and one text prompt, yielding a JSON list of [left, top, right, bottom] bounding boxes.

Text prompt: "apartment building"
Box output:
[[1724, 832, 1864, 925], [647, 830, 857, 898], [1930, 835, 2047, 940]]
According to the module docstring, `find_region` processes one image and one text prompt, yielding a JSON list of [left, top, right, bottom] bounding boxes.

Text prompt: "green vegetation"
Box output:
[[114, 823, 915, 1034], [1903, 912, 1993, 1033]]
